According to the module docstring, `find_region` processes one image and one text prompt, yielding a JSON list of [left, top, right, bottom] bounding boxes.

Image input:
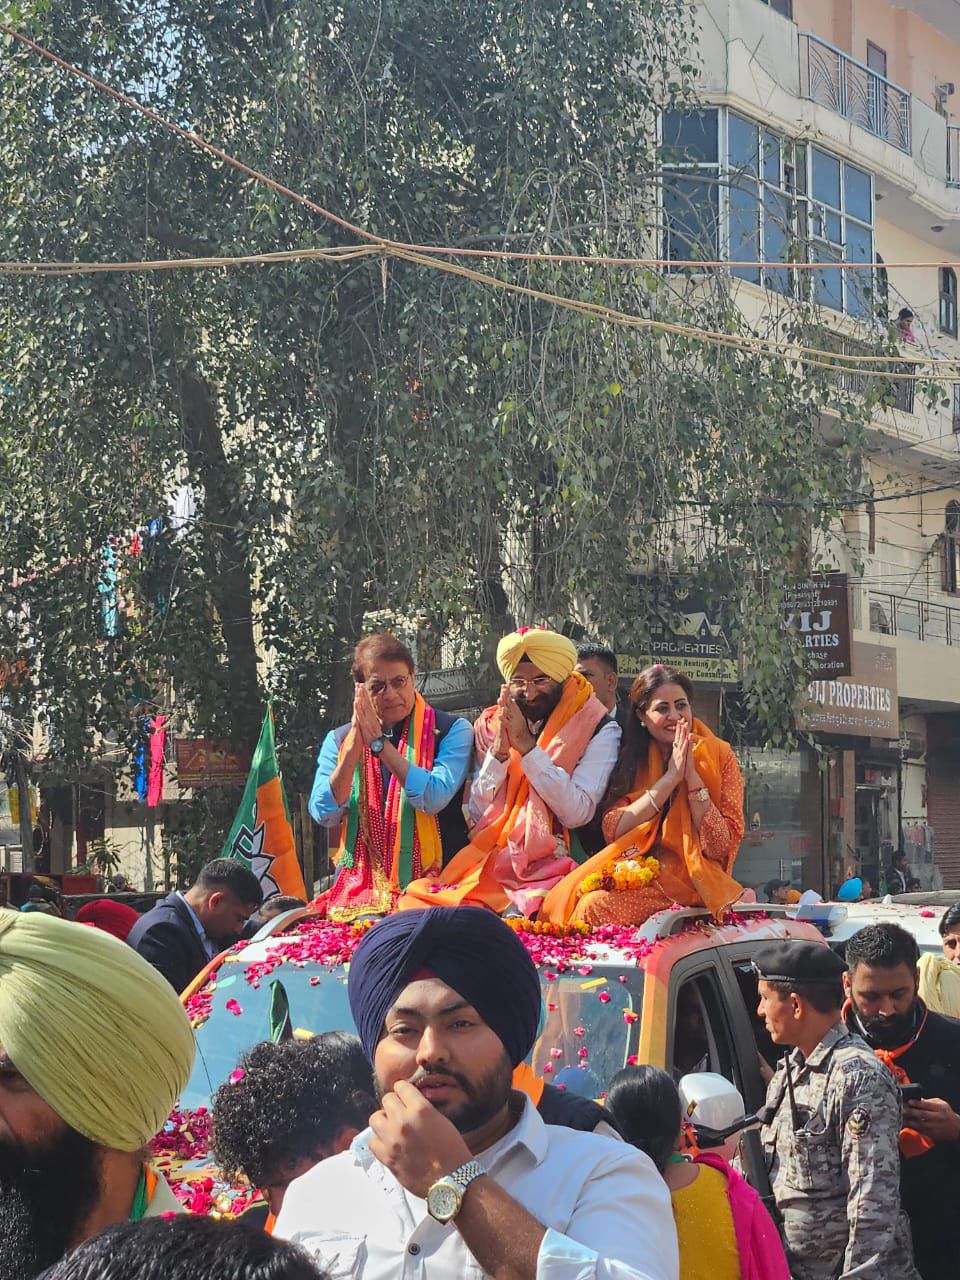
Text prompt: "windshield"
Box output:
[[182, 953, 643, 1111]]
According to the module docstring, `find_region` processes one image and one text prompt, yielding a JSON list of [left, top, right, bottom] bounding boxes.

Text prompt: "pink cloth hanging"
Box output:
[[147, 715, 168, 808]]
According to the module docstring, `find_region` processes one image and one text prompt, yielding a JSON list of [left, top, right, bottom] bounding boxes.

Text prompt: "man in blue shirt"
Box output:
[[310, 632, 473, 921]]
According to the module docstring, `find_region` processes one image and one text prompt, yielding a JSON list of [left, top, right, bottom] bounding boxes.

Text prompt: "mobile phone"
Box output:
[[898, 1083, 924, 1102]]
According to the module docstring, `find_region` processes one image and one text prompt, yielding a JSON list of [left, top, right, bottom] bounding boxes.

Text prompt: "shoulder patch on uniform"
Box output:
[[847, 1106, 871, 1138]]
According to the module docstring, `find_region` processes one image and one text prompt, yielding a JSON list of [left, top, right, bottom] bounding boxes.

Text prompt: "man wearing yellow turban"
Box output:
[[401, 627, 620, 916], [0, 911, 195, 1280]]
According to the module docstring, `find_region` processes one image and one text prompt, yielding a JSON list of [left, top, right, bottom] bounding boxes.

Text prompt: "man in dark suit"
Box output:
[[128, 858, 263, 993], [572, 643, 626, 857]]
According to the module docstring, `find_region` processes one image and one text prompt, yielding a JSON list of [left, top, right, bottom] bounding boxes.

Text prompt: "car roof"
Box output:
[[218, 903, 825, 975], [819, 896, 947, 952]]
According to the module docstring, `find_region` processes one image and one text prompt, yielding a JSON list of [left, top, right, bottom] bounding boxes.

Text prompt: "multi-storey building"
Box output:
[[674, 0, 960, 894]]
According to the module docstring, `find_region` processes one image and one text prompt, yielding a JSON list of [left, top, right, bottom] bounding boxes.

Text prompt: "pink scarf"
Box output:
[[694, 1153, 789, 1280]]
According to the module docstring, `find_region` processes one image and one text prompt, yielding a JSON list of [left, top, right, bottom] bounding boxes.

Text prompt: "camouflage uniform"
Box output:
[[761, 1021, 920, 1280]]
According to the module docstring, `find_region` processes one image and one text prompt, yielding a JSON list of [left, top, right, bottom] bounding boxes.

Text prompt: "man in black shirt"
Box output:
[[843, 923, 960, 1280]]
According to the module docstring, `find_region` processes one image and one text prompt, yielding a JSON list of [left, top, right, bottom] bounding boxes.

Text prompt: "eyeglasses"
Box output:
[[508, 676, 554, 693], [365, 675, 412, 696]]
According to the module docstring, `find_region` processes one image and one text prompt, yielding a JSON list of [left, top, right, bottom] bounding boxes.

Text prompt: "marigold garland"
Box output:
[[579, 854, 661, 897]]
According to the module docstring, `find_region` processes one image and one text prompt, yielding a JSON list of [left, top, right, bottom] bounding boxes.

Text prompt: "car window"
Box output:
[[670, 969, 737, 1087], [531, 968, 642, 1097], [182, 957, 642, 1111], [731, 958, 781, 1080], [183, 962, 353, 1109]]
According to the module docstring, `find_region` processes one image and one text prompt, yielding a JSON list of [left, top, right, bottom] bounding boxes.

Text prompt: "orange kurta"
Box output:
[[400, 673, 606, 915], [540, 720, 744, 927]]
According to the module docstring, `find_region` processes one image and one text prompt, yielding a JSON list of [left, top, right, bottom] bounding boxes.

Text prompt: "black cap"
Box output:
[[752, 941, 847, 985], [765, 879, 790, 892]]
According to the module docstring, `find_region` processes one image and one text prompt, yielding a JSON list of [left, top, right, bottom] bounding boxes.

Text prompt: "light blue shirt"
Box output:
[[177, 890, 216, 960], [308, 715, 474, 827]]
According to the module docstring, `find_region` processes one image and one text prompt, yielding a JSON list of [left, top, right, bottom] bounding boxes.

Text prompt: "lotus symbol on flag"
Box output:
[[227, 799, 281, 898]]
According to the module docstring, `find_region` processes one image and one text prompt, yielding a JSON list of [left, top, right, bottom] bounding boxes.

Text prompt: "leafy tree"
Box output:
[[0, 0, 904, 857]]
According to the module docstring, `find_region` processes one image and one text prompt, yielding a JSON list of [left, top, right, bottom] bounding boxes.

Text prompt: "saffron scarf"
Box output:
[[541, 718, 742, 924], [400, 672, 606, 914], [843, 997, 934, 1158], [336, 693, 443, 892]]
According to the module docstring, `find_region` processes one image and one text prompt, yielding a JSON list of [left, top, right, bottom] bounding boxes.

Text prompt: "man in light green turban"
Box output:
[[0, 911, 195, 1280]]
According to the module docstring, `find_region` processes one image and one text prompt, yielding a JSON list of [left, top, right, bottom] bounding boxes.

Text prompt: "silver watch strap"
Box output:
[[450, 1159, 485, 1192]]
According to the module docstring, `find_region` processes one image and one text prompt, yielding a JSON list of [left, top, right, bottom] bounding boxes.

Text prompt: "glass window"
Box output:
[[662, 110, 718, 163], [762, 187, 792, 295], [940, 268, 958, 338], [532, 969, 641, 1096], [844, 165, 872, 222], [762, 131, 781, 185], [846, 222, 874, 317], [739, 746, 823, 894], [664, 175, 719, 262], [942, 502, 960, 594], [813, 241, 844, 311], [812, 148, 842, 209], [953, 383, 960, 432], [730, 181, 761, 283], [728, 114, 758, 176]]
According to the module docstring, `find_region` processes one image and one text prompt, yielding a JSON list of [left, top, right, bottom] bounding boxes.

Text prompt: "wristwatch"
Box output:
[[426, 1160, 485, 1224], [692, 786, 710, 803], [369, 736, 385, 756]]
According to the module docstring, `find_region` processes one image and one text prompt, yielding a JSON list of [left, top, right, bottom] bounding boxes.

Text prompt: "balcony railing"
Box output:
[[868, 591, 960, 646], [801, 34, 911, 155], [949, 125, 960, 188]]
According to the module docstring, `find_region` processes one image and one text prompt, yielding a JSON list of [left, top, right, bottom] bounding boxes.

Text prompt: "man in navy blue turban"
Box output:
[[277, 905, 679, 1279], [347, 906, 541, 1071]]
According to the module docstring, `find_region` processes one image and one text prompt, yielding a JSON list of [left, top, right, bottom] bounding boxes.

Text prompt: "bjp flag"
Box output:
[[221, 708, 307, 901]]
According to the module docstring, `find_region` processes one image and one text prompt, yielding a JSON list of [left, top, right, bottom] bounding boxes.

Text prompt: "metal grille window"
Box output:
[[940, 268, 958, 338]]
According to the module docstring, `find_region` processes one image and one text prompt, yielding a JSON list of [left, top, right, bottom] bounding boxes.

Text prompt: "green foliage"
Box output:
[[0, 0, 899, 801]]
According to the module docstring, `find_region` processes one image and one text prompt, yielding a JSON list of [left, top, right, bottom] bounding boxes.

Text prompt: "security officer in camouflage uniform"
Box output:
[[754, 941, 920, 1280]]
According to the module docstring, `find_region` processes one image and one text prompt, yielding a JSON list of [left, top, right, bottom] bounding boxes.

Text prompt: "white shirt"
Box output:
[[468, 720, 620, 830], [176, 890, 216, 960], [275, 1096, 678, 1280]]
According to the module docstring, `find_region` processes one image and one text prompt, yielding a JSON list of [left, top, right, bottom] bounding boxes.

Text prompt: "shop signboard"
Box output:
[[799, 642, 898, 739], [618, 592, 738, 686], [175, 739, 251, 788], [783, 572, 851, 676]]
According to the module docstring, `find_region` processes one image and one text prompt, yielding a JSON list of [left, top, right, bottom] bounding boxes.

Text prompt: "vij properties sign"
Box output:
[[782, 573, 852, 677]]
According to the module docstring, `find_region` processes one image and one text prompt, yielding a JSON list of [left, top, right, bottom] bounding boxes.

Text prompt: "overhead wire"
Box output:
[[2, 24, 960, 381]]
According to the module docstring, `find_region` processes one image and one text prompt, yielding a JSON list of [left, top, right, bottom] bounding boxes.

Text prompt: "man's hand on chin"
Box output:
[[368, 1079, 473, 1197]]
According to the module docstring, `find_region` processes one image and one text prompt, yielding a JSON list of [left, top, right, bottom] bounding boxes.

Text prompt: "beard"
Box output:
[[0, 1123, 104, 1280], [378, 1051, 514, 1136], [852, 1001, 921, 1050], [516, 684, 563, 726]]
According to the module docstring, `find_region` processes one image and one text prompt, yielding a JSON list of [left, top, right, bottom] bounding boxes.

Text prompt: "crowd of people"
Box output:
[[308, 627, 746, 927], [3, 626, 960, 1279], [2, 885, 960, 1280]]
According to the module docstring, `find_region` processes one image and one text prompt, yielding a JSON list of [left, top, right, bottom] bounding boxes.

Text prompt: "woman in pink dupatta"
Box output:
[[606, 1066, 789, 1280]]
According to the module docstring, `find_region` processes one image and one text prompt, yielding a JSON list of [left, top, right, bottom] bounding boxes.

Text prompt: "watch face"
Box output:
[[428, 1181, 460, 1222]]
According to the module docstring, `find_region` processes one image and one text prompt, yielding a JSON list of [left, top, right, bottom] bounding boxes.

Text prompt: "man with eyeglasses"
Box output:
[[309, 632, 473, 921], [401, 627, 620, 917]]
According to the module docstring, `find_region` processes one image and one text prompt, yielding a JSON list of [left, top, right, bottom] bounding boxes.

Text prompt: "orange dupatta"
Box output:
[[399, 673, 602, 913], [540, 718, 743, 925]]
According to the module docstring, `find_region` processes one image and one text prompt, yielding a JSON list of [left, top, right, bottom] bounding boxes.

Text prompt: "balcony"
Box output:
[[800, 33, 911, 156], [868, 591, 960, 646], [949, 125, 960, 188]]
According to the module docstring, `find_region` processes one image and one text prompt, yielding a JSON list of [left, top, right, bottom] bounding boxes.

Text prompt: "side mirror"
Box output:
[[679, 1071, 745, 1134]]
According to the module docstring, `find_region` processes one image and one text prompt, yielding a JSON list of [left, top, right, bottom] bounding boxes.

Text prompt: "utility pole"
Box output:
[[13, 749, 35, 873]]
